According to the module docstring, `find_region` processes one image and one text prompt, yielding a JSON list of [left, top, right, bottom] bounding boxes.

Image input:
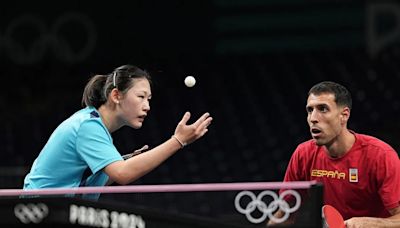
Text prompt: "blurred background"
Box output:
[[1, 0, 400, 223]]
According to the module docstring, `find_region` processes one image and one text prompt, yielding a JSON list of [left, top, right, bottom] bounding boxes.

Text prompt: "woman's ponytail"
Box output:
[[81, 74, 108, 109]]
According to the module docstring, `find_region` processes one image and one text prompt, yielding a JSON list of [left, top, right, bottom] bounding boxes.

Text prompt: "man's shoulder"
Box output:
[[355, 133, 397, 154], [356, 133, 391, 147], [295, 139, 319, 155], [298, 139, 318, 148]]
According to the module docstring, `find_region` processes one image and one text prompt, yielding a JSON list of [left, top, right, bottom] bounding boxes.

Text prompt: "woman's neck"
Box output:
[[98, 104, 120, 133]]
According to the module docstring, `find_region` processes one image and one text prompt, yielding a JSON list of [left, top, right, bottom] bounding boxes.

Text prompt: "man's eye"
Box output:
[[320, 107, 328, 112]]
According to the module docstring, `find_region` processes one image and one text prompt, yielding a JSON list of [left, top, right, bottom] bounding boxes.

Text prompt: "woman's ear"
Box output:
[[110, 88, 121, 104]]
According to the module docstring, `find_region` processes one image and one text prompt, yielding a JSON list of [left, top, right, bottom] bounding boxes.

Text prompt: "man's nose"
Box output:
[[309, 110, 318, 123]]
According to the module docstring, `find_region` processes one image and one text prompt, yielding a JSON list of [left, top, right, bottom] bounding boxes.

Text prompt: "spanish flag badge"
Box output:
[[349, 168, 358, 183]]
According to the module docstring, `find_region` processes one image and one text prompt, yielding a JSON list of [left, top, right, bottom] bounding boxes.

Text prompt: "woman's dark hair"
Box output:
[[308, 81, 352, 110], [82, 65, 151, 109]]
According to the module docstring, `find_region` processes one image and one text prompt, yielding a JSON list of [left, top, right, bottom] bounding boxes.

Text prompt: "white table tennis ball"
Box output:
[[184, 76, 196, 87]]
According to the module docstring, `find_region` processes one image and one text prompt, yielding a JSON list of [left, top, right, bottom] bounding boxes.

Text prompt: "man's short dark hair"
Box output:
[[308, 81, 352, 110]]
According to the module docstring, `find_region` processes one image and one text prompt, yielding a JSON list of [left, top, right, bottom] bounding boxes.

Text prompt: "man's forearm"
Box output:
[[267, 210, 295, 227], [345, 216, 400, 228]]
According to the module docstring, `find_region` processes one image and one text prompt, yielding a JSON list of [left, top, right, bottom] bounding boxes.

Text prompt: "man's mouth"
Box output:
[[311, 128, 322, 137]]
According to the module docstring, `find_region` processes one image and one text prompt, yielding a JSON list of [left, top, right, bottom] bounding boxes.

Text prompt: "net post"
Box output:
[[309, 182, 324, 228]]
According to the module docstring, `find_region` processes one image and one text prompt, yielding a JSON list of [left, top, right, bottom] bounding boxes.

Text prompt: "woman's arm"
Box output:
[[104, 112, 212, 185]]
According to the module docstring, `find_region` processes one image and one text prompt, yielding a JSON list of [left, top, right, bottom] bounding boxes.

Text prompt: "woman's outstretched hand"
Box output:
[[173, 112, 213, 147]]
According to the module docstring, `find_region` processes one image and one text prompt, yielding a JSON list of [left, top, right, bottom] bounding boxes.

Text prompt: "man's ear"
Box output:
[[341, 107, 351, 124]]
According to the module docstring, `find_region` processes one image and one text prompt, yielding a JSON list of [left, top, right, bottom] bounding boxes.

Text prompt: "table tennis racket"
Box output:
[[122, 145, 149, 160], [322, 205, 345, 228]]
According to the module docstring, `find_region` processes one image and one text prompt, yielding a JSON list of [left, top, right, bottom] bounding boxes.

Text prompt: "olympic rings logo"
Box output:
[[234, 190, 301, 224], [1, 12, 96, 64], [14, 203, 49, 224]]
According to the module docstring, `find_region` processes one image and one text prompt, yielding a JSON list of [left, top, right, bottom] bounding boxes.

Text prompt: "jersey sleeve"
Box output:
[[283, 144, 307, 182], [280, 144, 309, 202], [76, 120, 123, 174], [377, 148, 400, 210]]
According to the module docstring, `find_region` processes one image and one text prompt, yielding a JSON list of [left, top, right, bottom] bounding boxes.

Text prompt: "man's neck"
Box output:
[[325, 130, 355, 158]]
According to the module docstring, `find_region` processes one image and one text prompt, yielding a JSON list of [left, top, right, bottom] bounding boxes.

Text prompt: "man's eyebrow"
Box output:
[[315, 104, 330, 110], [306, 103, 329, 109]]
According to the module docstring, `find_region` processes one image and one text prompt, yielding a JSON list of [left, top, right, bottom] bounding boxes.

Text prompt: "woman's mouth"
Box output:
[[138, 115, 146, 122]]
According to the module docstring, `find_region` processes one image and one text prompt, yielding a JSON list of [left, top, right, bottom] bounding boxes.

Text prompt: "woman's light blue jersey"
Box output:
[[23, 106, 123, 197]]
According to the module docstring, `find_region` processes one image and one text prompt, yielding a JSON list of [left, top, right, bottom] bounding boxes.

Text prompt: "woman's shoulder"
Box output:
[[58, 107, 104, 132]]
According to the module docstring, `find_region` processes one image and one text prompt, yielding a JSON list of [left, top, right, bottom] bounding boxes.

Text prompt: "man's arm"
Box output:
[[267, 209, 295, 226], [345, 206, 400, 228], [389, 207, 400, 219]]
